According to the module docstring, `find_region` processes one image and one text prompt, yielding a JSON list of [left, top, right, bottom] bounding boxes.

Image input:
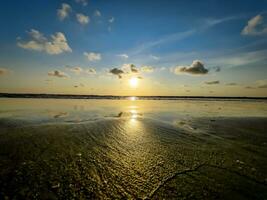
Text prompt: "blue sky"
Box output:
[[0, 0, 267, 96]]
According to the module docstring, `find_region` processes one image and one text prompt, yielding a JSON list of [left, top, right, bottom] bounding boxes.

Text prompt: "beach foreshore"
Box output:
[[1, 116, 267, 199]]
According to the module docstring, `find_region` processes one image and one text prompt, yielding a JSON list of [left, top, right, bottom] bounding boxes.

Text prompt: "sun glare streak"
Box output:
[[130, 109, 138, 118], [130, 109, 138, 122]]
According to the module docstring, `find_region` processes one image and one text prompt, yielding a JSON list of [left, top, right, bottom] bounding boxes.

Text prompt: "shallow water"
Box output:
[[0, 98, 267, 199], [0, 98, 267, 123]]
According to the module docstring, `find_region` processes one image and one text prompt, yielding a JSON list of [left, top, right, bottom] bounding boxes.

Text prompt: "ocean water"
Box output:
[[0, 98, 267, 199]]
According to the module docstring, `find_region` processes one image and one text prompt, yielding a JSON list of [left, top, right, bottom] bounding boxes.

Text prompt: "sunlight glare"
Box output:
[[130, 109, 138, 121], [129, 77, 138, 88], [130, 96, 137, 101]]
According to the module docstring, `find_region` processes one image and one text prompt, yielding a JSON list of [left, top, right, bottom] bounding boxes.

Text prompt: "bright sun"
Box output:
[[129, 77, 138, 88]]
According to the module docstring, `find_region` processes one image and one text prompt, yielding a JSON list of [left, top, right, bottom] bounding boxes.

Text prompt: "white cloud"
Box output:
[[120, 63, 155, 74], [204, 16, 241, 27], [173, 60, 209, 75], [150, 55, 160, 60], [130, 16, 239, 56], [85, 68, 97, 74], [209, 49, 267, 67], [76, 13, 90, 25], [66, 66, 97, 75], [117, 54, 129, 59], [141, 66, 154, 73], [109, 17, 115, 23], [69, 66, 83, 74], [48, 70, 69, 78], [84, 52, 102, 61], [241, 14, 267, 36], [27, 29, 46, 41], [94, 10, 101, 17], [57, 3, 72, 21], [132, 30, 195, 55], [17, 29, 72, 55], [121, 63, 133, 72], [18, 40, 43, 51], [75, 0, 88, 6]]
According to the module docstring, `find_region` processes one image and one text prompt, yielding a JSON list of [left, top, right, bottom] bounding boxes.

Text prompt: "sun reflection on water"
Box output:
[[130, 109, 138, 120], [130, 96, 137, 101]]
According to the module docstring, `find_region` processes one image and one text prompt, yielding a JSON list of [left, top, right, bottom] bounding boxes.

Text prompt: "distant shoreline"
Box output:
[[0, 93, 266, 100]]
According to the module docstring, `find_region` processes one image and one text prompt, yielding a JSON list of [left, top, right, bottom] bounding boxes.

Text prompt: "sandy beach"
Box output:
[[1, 0, 267, 198], [0, 98, 267, 199]]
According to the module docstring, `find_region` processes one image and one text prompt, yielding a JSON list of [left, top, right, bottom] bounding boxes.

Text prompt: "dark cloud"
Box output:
[[256, 80, 267, 88], [86, 68, 96, 75], [245, 86, 255, 89], [205, 80, 220, 85], [110, 68, 124, 79], [245, 80, 267, 89], [74, 83, 85, 88], [214, 66, 221, 72], [174, 60, 208, 75], [130, 64, 139, 73], [258, 84, 267, 88], [226, 82, 238, 86], [109, 64, 148, 79], [48, 70, 68, 78]]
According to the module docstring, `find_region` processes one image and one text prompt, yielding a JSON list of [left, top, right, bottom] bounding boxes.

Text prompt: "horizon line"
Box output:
[[0, 92, 266, 100]]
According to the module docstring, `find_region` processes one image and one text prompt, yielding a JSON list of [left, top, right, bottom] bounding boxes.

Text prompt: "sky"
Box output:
[[0, 0, 267, 96]]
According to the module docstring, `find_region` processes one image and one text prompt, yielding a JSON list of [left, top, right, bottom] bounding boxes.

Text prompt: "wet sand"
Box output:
[[0, 98, 267, 199]]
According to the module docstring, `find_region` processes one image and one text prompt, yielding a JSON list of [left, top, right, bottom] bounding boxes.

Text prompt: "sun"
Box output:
[[129, 77, 138, 88]]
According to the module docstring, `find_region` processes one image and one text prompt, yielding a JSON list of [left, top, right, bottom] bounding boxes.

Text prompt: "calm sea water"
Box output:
[[0, 98, 267, 124]]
